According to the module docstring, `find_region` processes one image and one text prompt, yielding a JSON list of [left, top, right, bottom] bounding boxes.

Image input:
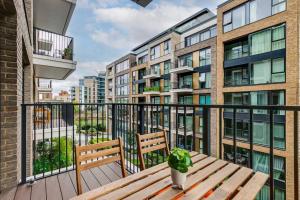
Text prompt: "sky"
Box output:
[[51, 0, 226, 95]]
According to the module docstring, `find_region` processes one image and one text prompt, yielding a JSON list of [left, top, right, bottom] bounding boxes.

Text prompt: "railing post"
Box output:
[[138, 104, 145, 134], [21, 104, 27, 184], [111, 104, 116, 139], [203, 107, 210, 155]]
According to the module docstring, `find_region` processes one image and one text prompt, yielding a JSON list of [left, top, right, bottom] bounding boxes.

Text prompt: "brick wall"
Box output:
[[0, 0, 33, 193]]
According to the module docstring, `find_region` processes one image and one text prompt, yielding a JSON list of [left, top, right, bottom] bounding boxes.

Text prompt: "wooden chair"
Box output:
[[136, 130, 170, 171], [75, 137, 126, 195]]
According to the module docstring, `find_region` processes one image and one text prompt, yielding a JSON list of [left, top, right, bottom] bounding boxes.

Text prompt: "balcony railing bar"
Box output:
[[20, 103, 300, 199]]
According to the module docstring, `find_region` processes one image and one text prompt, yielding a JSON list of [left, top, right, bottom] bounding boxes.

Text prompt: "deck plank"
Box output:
[[124, 156, 217, 200], [232, 172, 269, 200], [0, 187, 17, 200], [90, 167, 111, 185], [57, 172, 77, 199], [99, 165, 121, 182], [14, 184, 31, 200], [69, 170, 89, 193], [70, 153, 202, 200], [152, 160, 228, 200], [206, 167, 253, 200], [45, 175, 62, 200], [181, 163, 240, 200], [107, 162, 123, 178], [31, 178, 46, 200], [81, 170, 101, 190], [98, 155, 210, 200]]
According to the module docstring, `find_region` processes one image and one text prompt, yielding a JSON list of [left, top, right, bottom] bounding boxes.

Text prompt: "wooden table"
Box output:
[[71, 152, 268, 200]]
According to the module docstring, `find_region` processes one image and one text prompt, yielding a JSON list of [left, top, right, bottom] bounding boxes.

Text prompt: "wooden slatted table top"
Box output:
[[71, 152, 268, 200]]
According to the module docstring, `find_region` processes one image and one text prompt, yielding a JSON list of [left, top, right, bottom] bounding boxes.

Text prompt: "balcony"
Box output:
[[170, 60, 193, 74], [1, 103, 298, 200], [143, 69, 160, 79], [143, 86, 160, 95], [170, 81, 193, 93], [33, 28, 77, 80]]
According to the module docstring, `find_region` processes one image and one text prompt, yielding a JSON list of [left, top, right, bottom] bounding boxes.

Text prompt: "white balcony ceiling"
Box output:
[[33, 0, 76, 35], [33, 54, 76, 80]]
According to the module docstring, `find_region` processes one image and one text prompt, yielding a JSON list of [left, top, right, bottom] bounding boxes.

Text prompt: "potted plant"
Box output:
[[167, 147, 193, 189], [63, 48, 72, 60]]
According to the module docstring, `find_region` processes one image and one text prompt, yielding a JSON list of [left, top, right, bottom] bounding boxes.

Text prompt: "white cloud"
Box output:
[[90, 1, 202, 50]]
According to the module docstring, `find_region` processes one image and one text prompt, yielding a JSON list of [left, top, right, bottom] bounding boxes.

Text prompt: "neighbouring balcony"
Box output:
[[170, 59, 193, 74], [2, 103, 298, 200], [33, 28, 77, 80], [170, 81, 193, 93], [143, 86, 160, 95], [143, 68, 160, 79]]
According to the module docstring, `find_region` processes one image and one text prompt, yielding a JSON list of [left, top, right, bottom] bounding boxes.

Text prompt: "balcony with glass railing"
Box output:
[[170, 59, 193, 74], [143, 68, 160, 79], [143, 86, 161, 95]]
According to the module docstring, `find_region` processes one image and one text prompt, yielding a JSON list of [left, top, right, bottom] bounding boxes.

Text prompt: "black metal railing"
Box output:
[[33, 27, 74, 60], [21, 103, 299, 200]]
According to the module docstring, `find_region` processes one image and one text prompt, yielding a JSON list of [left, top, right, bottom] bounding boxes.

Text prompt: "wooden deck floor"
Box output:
[[0, 163, 124, 200]]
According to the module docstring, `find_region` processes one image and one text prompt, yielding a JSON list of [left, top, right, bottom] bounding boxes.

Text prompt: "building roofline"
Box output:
[[132, 8, 214, 51], [106, 53, 136, 68], [217, 0, 233, 8]]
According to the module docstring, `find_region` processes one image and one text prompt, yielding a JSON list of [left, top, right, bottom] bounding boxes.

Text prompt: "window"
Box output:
[[164, 40, 171, 55], [185, 33, 199, 47], [250, 58, 285, 84], [199, 48, 211, 66], [116, 59, 129, 73], [200, 30, 210, 41], [250, 29, 272, 55], [164, 79, 170, 92], [272, 0, 286, 14], [138, 54, 148, 64], [210, 26, 217, 37], [223, 11, 232, 32], [178, 115, 193, 132], [164, 96, 170, 104], [164, 60, 171, 74], [250, 0, 272, 23], [179, 54, 192, 68], [132, 71, 137, 81], [151, 96, 160, 104], [224, 67, 249, 86], [199, 72, 211, 89], [232, 5, 246, 29], [179, 74, 192, 89], [251, 60, 271, 84], [150, 45, 160, 60], [272, 24, 285, 50], [250, 24, 285, 55], [150, 64, 160, 75], [151, 80, 160, 87], [132, 84, 136, 94], [199, 94, 211, 105], [178, 95, 193, 104], [223, 0, 286, 32], [225, 40, 249, 60]]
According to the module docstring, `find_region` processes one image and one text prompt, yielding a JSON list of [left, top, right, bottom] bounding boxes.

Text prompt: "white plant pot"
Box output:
[[171, 168, 187, 190]]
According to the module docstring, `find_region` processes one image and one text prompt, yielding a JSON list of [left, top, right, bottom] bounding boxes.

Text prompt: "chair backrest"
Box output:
[[75, 137, 126, 195], [136, 130, 170, 171]]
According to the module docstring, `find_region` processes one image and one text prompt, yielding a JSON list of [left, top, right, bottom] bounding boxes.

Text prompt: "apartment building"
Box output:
[[78, 73, 106, 104], [105, 9, 217, 152], [0, 0, 77, 192], [54, 90, 71, 102], [217, 0, 298, 199], [70, 86, 80, 102], [105, 54, 136, 103]]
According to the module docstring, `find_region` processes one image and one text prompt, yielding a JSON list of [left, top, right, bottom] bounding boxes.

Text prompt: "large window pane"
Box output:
[[250, 0, 272, 23], [272, 58, 285, 83], [272, 25, 285, 50], [250, 30, 272, 55], [251, 60, 271, 84], [232, 5, 246, 29]]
